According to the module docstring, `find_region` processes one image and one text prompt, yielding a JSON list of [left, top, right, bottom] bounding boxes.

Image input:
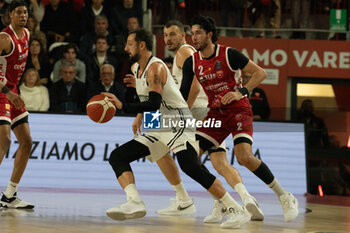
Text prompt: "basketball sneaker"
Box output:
[[279, 192, 299, 222], [0, 192, 34, 209], [220, 206, 251, 229], [203, 200, 229, 223], [243, 195, 264, 221], [106, 199, 146, 221], [157, 198, 196, 216]]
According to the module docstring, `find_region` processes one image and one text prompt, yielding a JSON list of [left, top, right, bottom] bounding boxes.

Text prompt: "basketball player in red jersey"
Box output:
[[0, 0, 34, 209], [180, 16, 298, 222]]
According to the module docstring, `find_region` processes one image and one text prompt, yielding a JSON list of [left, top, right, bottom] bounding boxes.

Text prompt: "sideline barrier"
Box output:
[[1, 113, 306, 194]]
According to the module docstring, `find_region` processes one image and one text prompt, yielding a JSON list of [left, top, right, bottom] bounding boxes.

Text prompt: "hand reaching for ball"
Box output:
[[102, 92, 123, 110]]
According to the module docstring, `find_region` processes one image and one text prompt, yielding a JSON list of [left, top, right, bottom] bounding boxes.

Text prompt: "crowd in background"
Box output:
[[0, 0, 348, 114]]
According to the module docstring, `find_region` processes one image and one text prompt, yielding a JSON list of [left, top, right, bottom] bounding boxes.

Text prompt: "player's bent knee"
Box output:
[[176, 142, 216, 189], [237, 154, 254, 167]]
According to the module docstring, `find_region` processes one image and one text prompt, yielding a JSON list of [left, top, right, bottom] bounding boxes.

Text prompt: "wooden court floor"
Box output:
[[0, 190, 349, 233]]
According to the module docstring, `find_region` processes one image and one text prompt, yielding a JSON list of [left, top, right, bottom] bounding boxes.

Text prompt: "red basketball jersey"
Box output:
[[193, 44, 249, 110], [0, 25, 29, 90]]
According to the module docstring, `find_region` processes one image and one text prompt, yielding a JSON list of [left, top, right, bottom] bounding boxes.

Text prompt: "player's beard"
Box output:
[[167, 40, 181, 52], [129, 50, 140, 63], [196, 40, 209, 51]]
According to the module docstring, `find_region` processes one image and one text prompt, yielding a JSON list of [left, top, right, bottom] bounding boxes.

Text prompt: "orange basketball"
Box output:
[[86, 94, 116, 123]]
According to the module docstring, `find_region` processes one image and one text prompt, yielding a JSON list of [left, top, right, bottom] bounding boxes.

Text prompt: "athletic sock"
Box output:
[[219, 192, 242, 211], [234, 183, 250, 201], [172, 182, 190, 201], [4, 181, 18, 198], [124, 183, 142, 202], [268, 178, 287, 196]]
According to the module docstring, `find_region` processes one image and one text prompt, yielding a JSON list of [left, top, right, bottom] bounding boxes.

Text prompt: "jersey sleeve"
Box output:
[[227, 48, 249, 70], [180, 56, 194, 101]]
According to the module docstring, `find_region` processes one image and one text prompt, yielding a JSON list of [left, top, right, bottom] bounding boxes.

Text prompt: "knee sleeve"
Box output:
[[109, 140, 150, 178], [176, 142, 216, 190]]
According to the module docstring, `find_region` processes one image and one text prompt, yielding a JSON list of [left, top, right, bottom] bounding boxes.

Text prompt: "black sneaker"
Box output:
[[0, 192, 34, 209]]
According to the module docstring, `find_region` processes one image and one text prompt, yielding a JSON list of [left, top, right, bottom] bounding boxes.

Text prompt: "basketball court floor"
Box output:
[[1, 188, 349, 233]]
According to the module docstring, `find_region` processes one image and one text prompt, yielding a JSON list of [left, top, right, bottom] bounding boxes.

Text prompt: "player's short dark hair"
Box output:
[[130, 29, 153, 52], [190, 15, 218, 43], [9, 0, 27, 12], [165, 20, 185, 32]]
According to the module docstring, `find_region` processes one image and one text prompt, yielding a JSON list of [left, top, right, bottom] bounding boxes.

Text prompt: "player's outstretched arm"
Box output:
[[103, 92, 123, 109], [108, 63, 165, 114]]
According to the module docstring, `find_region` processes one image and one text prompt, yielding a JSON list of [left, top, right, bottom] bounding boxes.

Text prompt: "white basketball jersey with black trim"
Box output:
[[133, 56, 188, 110], [132, 56, 196, 160], [172, 44, 208, 109]]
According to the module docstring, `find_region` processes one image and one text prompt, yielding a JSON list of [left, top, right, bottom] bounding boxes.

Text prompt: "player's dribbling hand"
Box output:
[[102, 92, 123, 109], [221, 91, 243, 105], [123, 74, 136, 88], [6, 91, 24, 109]]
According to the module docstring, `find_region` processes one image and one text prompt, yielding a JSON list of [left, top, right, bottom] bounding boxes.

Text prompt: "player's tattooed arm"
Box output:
[[147, 62, 166, 95]]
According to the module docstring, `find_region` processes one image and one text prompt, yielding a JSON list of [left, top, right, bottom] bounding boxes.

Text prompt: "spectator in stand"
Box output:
[[79, 0, 110, 36], [80, 15, 114, 59], [49, 62, 86, 113], [52, 43, 86, 84], [28, 0, 45, 28], [297, 99, 330, 148], [112, 16, 140, 84], [0, 0, 8, 15], [40, 0, 78, 47], [26, 15, 47, 52], [242, 72, 270, 120], [25, 38, 52, 87], [289, 0, 310, 39], [109, 0, 142, 35], [0, 7, 9, 30], [19, 68, 50, 111], [87, 64, 125, 107], [0, 0, 8, 30], [85, 35, 117, 87], [113, 16, 140, 58], [249, 0, 281, 38], [220, 0, 244, 36]]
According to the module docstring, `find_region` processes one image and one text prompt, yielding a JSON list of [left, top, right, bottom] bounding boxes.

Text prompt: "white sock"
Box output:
[[219, 192, 242, 211], [172, 182, 190, 201], [234, 183, 250, 201], [4, 181, 18, 197], [268, 178, 287, 196], [124, 183, 141, 202]]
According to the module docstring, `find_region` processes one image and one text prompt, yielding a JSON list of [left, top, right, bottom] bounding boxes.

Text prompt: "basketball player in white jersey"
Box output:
[[160, 20, 264, 222], [103, 29, 251, 228], [0, 0, 34, 209]]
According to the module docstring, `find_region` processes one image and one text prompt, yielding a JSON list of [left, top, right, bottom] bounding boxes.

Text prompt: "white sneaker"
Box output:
[[157, 198, 196, 216], [0, 193, 34, 209], [106, 199, 146, 221], [220, 206, 251, 229], [243, 195, 264, 221], [203, 200, 229, 223], [279, 192, 299, 222]]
